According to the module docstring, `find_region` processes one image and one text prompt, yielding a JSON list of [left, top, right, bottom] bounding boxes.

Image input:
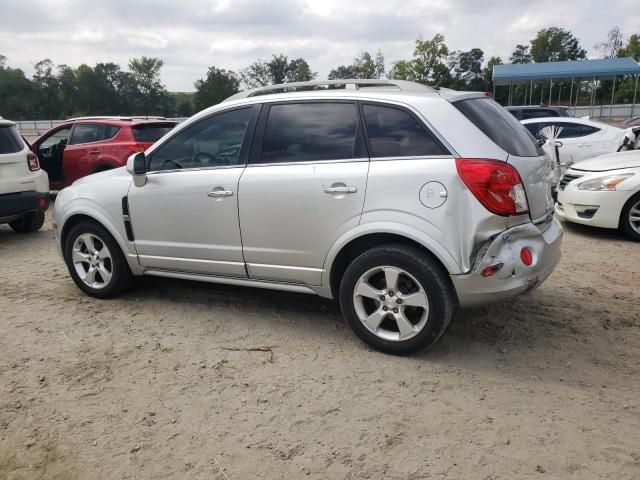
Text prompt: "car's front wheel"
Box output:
[[63, 220, 133, 298], [620, 192, 640, 242], [9, 210, 45, 233], [339, 244, 454, 355]]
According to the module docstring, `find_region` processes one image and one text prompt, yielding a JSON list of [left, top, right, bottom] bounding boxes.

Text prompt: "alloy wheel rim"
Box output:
[[352, 266, 429, 342], [72, 233, 113, 289], [629, 200, 640, 235]]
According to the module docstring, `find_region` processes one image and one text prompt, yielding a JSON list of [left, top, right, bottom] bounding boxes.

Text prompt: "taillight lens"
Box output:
[[455, 158, 529, 216], [27, 152, 40, 171]]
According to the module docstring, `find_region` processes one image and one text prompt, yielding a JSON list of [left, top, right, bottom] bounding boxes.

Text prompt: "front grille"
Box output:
[[558, 172, 583, 191]]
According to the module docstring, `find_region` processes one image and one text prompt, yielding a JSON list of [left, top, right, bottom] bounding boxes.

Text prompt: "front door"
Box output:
[[128, 106, 257, 277], [239, 101, 369, 286], [33, 125, 72, 188]]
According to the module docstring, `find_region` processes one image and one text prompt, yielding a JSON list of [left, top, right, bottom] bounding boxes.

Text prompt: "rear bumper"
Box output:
[[0, 191, 49, 223], [451, 217, 563, 308]]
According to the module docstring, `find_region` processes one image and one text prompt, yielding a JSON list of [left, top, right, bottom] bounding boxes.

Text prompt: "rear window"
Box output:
[[133, 123, 176, 143], [454, 98, 542, 157], [0, 125, 24, 154], [522, 109, 560, 119]]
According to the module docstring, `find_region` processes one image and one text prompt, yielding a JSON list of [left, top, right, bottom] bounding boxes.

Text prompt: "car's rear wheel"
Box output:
[[339, 244, 454, 355], [63, 220, 133, 298], [9, 210, 45, 233], [620, 192, 640, 242]]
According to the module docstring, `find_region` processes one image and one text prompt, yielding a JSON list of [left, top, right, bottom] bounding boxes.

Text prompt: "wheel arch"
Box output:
[[60, 207, 141, 275], [324, 224, 461, 299]]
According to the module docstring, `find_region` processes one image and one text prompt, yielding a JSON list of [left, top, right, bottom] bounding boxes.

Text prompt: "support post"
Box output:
[[631, 75, 638, 118], [609, 75, 616, 120], [508, 81, 513, 106], [493, 83, 496, 100], [549, 78, 553, 106], [569, 78, 574, 114], [558, 82, 562, 106], [530, 80, 533, 105]]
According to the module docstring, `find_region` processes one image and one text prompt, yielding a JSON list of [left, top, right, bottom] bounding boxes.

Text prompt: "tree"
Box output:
[[529, 27, 587, 62], [618, 33, 640, 61], [328, 50, 385, 80], [194, 67, 240, 110], [128, 56, 171, 114], [241, 54, 316, 88], [510, 44, 532, 64], [33, 58, 60, 118], [57, 64, 78, 117], [387, 34, 449, 85], [595, 26, 624, 58], [455, 48, 484, 89], [412, 34, 449, 84]]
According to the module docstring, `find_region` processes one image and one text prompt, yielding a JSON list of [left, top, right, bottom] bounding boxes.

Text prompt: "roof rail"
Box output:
[[225, 79, 435, 101], [66, 115, 167, 121]]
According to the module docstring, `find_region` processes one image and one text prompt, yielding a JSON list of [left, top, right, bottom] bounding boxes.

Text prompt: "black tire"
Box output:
[[63, 220, 133, 299], [620, 192, 640, 242], [9, 210, 45, 233], [339, 244, 454, 355]]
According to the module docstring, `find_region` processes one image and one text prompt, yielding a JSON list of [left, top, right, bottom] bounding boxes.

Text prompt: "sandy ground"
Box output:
[[1, 210, 639, 480]]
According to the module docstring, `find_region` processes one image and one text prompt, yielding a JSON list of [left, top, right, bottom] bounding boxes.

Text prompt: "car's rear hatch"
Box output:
[[131, 122, 177, 150], [452, 97, 555, 222], [0, 123, 33, 195]]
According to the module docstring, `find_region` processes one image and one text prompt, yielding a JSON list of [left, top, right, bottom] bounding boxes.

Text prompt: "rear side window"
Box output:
[[259, 103, 359, 163], [454, 98, 542, 157], [0, 125, 24, 154], [69, 123, 120, 145], [362, 104, 448, 158], [133, 123, 176, 142]]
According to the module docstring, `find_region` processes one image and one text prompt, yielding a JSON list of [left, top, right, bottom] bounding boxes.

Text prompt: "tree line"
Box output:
[[1, 26, 639, 121]]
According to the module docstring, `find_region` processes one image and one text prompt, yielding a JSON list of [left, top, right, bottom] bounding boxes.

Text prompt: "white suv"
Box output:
[[53, 80, 562, 354], [0, 118, 49, 233]]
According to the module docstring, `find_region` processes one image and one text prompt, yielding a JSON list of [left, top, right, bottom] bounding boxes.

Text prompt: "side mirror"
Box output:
[[126, 152, 147, 187]]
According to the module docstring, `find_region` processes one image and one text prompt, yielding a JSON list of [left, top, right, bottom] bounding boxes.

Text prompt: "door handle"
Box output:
[[88, 150, 100, 154], [324, 186, 357, 194], [207, 189, 233, 198]]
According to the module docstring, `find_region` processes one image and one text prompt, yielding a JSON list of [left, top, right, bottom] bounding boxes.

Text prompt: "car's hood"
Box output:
[[571, 150, 640, 172], [72, 166, 129, 186]]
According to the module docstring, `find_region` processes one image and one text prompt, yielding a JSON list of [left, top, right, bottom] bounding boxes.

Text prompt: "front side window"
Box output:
[[40, 126, 72, 149], [523, 109, 558, 119], [259, 102, 359, 163], [148, 108, 252, 172], [69, 123, 120, 145], [362, 104, 447, 158]]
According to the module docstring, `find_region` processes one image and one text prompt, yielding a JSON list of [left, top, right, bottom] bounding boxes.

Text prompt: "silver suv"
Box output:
[[53, 80, 562, 354]]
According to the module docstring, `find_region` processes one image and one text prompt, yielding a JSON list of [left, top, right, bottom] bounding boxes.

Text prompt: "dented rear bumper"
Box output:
[[451, 217, 563, 308]]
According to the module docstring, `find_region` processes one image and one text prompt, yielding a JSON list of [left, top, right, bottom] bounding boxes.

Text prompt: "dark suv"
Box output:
[[31, 117, 177, 189], [506, 106, 572, 121]]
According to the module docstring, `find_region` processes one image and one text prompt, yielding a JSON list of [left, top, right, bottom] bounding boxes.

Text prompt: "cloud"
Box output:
[[0, 0, 637, 91]]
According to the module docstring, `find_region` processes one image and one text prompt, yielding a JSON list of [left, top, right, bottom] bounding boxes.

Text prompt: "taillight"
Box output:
[[27, 152, 40, 171], [455, 158, 528, 216]]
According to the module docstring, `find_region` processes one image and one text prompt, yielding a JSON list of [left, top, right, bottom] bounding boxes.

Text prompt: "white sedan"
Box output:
[[556, 150, 640, 241], [522, 117, 627, 164]]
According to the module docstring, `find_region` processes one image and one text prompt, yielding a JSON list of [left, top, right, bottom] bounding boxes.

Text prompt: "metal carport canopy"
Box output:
[[493, 57, 640, 85]]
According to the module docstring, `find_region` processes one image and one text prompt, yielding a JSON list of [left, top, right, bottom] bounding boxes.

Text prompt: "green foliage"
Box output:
[[241, 54, 316, 88], [388, 34, 449, 85], [193, 67, 240, 110], [618, 34, 640, 61], [329, 51, 385, 80], [510, 45, 532, 64], [529, 27, 587, 62]]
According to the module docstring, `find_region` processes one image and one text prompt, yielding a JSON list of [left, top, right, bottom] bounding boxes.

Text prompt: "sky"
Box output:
[[0, 0, 638, 91]]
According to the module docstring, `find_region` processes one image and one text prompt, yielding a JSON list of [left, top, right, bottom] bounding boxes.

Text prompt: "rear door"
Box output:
[[454, 98, 555, 222], [64, 123, 121, 184], [238, 101, 368, 285]]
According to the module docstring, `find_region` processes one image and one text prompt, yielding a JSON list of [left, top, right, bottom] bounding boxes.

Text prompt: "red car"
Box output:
[[31, 117, 177, 189]]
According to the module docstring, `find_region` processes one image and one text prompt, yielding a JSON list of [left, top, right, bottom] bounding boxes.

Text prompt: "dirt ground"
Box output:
[[1, 209, 639, 480]]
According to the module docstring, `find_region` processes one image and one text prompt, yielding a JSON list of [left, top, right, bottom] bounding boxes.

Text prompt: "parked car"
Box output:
[[618, 115, 640, 128], [521, 117, 627, 165], [506, 105, 572, 121], [0, 117, 49, 232], [556, 150, 640, 241], [52, 79, 562, 354], [31, 117, 177, 189]]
